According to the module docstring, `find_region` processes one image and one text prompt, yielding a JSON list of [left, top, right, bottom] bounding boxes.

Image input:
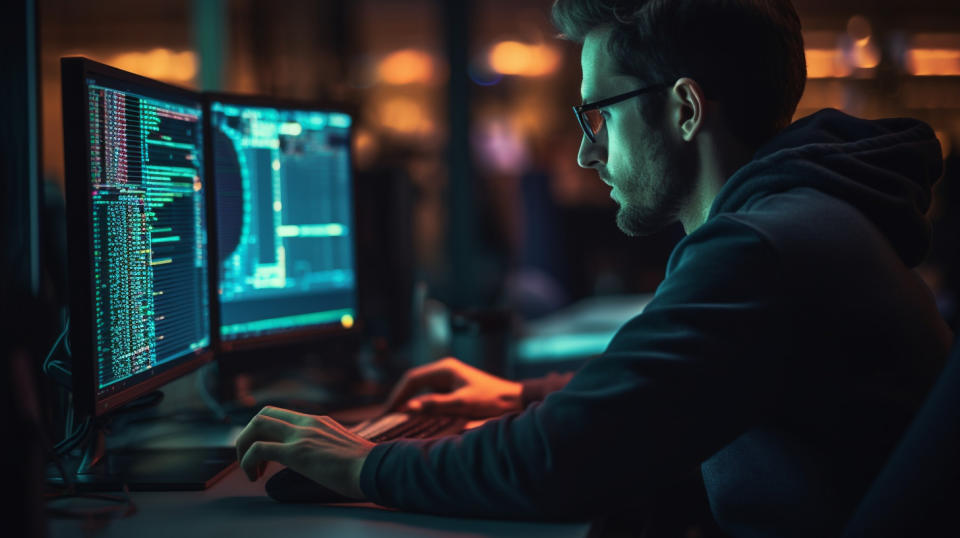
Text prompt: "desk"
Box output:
[[48, 463, 592, 538]]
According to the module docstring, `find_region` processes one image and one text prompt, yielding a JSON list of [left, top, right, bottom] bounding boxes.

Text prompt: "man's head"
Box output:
[[553, 0, 806, 235]]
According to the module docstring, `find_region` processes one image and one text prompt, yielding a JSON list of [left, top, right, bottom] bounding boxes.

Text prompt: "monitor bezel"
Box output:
[[202, 91, 363, 355], [61, 57, 214, 418]]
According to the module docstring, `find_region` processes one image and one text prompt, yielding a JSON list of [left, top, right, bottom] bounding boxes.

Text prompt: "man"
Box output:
[[235, 0, 953, 535]]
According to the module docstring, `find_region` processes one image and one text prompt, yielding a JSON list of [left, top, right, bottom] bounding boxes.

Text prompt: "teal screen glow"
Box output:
[[209, 102, 357, 340], [86, 77, 210, 393]]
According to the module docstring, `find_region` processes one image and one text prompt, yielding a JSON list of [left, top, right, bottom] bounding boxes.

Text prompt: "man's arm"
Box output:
[[383, 358, 525, 417], [520, 371, 575, 408], [235, 406, 375, 499], [383, 355, 574, 415], [235, 353, 573, 498], [359, 217, 790, 519]]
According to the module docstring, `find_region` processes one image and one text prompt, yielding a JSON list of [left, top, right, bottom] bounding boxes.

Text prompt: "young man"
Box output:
[[235, 1, 953, 535]]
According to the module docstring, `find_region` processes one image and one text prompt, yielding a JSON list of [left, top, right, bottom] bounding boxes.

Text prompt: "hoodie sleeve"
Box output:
[[520, 372, 575, 408], [359, 217, 790, 519]]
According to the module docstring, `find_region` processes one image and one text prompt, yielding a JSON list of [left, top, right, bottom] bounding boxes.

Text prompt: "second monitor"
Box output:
[[205, 96, 359, 352]]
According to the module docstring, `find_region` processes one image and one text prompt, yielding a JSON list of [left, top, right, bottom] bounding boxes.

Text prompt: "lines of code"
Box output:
[[87, 80, 210, 391], [210, 103, 357, 340]]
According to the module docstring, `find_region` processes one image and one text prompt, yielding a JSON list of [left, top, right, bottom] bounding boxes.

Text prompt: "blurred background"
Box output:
[[34, 0, 960, 339], [3, 3, 955, 532]]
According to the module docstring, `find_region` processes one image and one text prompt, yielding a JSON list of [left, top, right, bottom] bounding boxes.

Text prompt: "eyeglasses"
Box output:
[[572, 84, 667, 143]]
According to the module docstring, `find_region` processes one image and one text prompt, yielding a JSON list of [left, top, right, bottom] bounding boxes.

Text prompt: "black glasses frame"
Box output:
[[572, 84, 667, 143]]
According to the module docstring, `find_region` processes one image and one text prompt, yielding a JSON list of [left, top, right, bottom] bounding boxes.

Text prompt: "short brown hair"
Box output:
[[553, 0, 806, 149]]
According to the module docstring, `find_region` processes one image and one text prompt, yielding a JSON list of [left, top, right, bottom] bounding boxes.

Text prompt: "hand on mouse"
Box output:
[[235, 406, 375, 500], [384, 357, 523, 418]]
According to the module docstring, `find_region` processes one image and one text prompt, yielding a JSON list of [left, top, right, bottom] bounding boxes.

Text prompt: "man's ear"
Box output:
[[670, 77, 705, 142]]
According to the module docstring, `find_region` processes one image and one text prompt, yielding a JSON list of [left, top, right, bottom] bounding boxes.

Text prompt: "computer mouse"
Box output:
[[264, 467, 356, 503]]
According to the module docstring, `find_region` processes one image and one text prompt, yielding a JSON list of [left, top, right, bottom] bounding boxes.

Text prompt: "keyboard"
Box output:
[[349, 412, 467, 442]]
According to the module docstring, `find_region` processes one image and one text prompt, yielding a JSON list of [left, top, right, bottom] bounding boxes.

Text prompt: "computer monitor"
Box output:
[[61, 57, 232, 489], [204, 94, 360, 354]]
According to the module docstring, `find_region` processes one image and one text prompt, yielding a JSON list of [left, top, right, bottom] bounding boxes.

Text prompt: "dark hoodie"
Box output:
[[358, 109, 954, 536]]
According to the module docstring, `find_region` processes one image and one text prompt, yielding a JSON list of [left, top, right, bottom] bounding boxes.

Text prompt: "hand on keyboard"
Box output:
[[349, 412, 466, 442], [235, 406, 374, 500], [383, 357, 523, 419]]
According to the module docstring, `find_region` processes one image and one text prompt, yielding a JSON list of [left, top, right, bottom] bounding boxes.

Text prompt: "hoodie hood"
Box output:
[[710, 108, 943, 267]]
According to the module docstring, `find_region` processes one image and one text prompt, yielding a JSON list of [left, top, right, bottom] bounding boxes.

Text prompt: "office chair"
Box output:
[[842, 335, 960, 537]]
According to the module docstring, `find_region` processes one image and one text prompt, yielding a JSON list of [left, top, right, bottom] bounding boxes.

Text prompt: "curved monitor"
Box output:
[[204, 94, 359, 352], [61, 57, 213, 416]]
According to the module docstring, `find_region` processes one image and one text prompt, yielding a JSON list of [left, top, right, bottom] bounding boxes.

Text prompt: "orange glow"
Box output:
[[377, 49, 435, 85], [352, 128, 379, 169], [341, 314, 355, 329], [934, 130, 951, 158], [906, 49, 960, 76], [805, 49, 852, 78], [488, 41, 561, 77], [108, 48, 197, 83], [377, 98, 434, 135], [846, 15, 872, 45], [852, 41, 881, 69]]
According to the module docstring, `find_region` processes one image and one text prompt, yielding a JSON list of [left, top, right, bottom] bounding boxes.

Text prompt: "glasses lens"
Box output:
[[583, 109, 604, 137]]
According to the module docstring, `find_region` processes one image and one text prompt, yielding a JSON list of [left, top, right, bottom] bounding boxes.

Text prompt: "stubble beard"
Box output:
[[612, 145, 693, 237], [615, 190, 681, 236]]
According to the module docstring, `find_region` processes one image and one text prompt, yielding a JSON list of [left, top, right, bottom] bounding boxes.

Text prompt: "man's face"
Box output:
[[577, 28, 693, 236]]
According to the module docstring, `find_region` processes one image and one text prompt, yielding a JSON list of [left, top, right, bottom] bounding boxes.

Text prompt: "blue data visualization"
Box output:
[[209, 102, 357, 341]]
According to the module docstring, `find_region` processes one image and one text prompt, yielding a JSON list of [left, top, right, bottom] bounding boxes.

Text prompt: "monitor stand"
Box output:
[[55, 421, 238, 492]]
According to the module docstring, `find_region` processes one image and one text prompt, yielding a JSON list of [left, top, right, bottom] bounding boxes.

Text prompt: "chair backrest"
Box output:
[[842, 335, 960, 537]]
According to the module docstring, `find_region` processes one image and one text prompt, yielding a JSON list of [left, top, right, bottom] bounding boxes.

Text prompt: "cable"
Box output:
[[64, 325, 72, 356], [54, 416, 91, 456], [42, 316, 70, 375], [196, 362, 229, 422], [39, 317, 139, 520], [42, 316, 73, 395], [38, 316, 89, 489]]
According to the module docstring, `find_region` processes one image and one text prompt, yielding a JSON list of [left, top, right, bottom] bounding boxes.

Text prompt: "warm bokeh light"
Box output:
[[906, 34, 960, 76], [934, 130, 951, 159], [805, 48, 853, 78], [108, 48, 197, 83], [906, 49, 960, 76], [341, 314, 355, 329], [846, 15, 872, 46], [852, 41, 881, 69], [804, 27, 880, 79], [352, 127, 379, 170], [377, 49, 436, 85], [488, 41, 561, 77], [377, 97, 435, 135]]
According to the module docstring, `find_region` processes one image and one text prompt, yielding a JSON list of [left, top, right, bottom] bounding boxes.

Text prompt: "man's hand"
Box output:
[[235, 406, 375, 500], [384, 357, 523, 418]]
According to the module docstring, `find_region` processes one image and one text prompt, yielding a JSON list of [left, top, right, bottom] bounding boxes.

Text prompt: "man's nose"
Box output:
[[577, 134, 606, 169]]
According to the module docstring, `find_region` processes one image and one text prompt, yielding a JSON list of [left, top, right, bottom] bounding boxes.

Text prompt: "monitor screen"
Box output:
[[206, 99, 357, 348], [62, 58, 212, 415]]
